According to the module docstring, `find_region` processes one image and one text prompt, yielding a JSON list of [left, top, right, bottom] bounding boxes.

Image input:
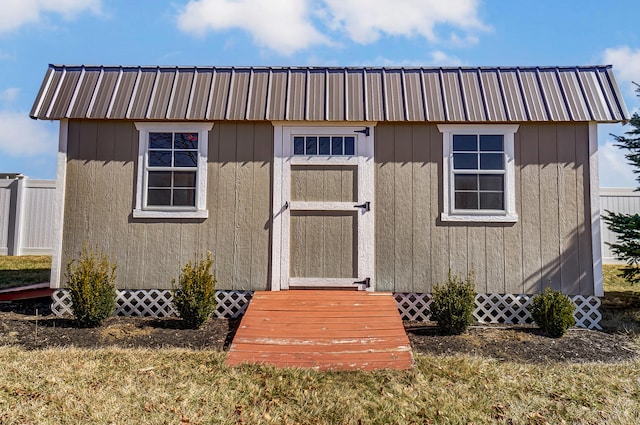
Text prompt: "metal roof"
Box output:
[[30, 65, 629, 123]]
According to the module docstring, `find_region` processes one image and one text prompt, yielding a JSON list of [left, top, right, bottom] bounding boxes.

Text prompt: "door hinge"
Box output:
[[353, 277, 370, 288], [354, 127, 370, 137], [354, 201, 370, 212]]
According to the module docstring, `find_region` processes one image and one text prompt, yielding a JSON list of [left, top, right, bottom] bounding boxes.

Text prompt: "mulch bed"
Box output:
[[1, 299, 638, 364]]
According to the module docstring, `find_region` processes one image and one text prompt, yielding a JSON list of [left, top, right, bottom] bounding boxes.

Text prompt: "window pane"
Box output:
[[174, 171, 196, 187], [148, 151, 172, 167], [306, 137, 317, 155], [344, 137, 355, 155], [453, 134, 477, 151], [319, 137, 330, 155], [480, 192, 504, 209], [173, 189, 195, 206], [480, 153, 503, 170], [332, 137, 343, 155], [454, 174, 477, 190], [453, 153, 477, 170], [149, 132, 172, 149], [479, 135, 503, 151], [455, 192, 478, 209], [479, 174, 504, 191], [174, 151, 198, 167], [148, 189, 171, 206], [294, 137, 304, 155], [175, 133, 198, 149], [148, 171, 171, 187]]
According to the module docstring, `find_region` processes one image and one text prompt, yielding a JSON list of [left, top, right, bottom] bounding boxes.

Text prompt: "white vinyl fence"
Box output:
[[0, 175, 56, 256], [600, 188, 640, 264]]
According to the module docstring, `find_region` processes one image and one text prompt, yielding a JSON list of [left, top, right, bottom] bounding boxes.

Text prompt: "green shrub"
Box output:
[[428, 271, 476, 335], [66, 245, 117, 328], [530, 287, 576, 337], [172, 252, 217, 329]]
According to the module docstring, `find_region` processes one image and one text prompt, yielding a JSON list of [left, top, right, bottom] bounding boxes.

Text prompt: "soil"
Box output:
[[1, 300, 638, 364]]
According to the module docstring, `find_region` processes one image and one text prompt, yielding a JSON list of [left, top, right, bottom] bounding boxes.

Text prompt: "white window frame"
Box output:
[[133, 122, 212, 219], [438, 124, 519, 223]]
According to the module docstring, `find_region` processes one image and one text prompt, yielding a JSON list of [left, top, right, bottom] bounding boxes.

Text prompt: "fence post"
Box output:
[[9, 175, 26, 256]]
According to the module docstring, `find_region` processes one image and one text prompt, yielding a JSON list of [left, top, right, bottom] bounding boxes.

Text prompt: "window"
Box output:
[[134, 123, 212, 218], [293, 136, 356, 156], [438, 124, 519, 222]]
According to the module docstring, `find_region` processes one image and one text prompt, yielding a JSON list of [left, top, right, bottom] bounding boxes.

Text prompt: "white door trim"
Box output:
[[271, 124, 376, 291]]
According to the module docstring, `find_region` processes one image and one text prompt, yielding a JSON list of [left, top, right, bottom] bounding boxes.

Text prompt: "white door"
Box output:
[[272, 125, 375, 291]]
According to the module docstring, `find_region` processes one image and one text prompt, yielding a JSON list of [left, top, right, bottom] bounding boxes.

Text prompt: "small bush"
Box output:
[[530, 287, 576, 337], [66, 245, 116, 328], [172, 252, 217, 329], [428, 271, 476, 335]]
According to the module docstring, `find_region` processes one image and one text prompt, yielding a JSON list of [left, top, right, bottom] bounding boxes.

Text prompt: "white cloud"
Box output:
[[599, 139, 636, 188], [176, 0, 487, 55], [430, 50, 464, 67], [322, 0, 487, 44], [0, 112, 57, 157], [603, 46, 640, 96], [0, 88, 20, 103], [177, 0, 330, 55], [0, 0, 102, 33]]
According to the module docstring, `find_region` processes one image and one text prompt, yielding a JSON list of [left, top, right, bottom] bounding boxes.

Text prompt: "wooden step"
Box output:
[[226, 290, 413, 371]]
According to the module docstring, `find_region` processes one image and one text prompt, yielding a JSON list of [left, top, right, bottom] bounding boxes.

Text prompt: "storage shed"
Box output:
[[31, 65, 629, 328]]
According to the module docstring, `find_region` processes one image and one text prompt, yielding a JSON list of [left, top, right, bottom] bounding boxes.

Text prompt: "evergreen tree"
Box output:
[[602, 85, 640, 284]]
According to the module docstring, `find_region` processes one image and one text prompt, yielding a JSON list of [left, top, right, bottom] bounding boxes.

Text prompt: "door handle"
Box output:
[[353, 277, 370, 288], [354, 201, 370, 212]]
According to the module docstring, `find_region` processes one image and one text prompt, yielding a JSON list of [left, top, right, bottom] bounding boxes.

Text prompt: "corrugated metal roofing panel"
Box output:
[[518, 69, 547, 121], [127, 69, 155, 119], [365, 69, 384, 121], [48, 69, 82, 119], [326, 69, 345, 121], [346, 70, 364, 121], [307, 69, 325, 121], [557, 70, 590, 121], [267, 69, 287, 121], [577, 70, 609, 121], [246, 69, 269, 120], [460, 69, 486, 121], [383, 69, 404, 121], [287, 69, 306, 121], [537, 70, 569, 121], [403, 70, 425, 121], [498, 70, 527, 121], [207, 69, 231, 120], [148, 69, 176, 119], [421, 70, 445, 121], [188, 69, 212, 120], [226, 69, 250, 120], [88, 69, 118, 118], [109, 69, 137, 119], [31, 65, 629, 123], [479, 70, 507, 121], [168, 69, 195, 119], [441, 70, 465, 121], [68, 69, 100, 118]]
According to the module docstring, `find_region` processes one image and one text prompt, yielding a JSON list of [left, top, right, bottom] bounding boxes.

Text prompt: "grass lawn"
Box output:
[[0, 348, 638, 424], [0, 256, 51, 290]]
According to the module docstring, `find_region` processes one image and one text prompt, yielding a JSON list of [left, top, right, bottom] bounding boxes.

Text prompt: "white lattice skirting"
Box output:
[[394, 292, 602, 330], [52, 289, 252, 319], [52, 289, 601, 329]]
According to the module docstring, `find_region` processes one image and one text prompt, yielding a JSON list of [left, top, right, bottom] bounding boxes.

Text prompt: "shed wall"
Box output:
[[61, 120, 273, 290], [374, 123, 594, 296]]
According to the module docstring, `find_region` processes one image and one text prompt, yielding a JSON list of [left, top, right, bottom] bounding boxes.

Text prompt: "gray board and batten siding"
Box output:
[[31, 65, 630, 296]]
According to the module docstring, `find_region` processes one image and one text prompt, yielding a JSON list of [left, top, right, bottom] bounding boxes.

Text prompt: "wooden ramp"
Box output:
[[226, 291, 413, 371]]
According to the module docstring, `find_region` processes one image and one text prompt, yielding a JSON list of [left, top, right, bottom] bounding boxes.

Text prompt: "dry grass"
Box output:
[[0, 347, 638, 424], [0, 256, 51, 289]]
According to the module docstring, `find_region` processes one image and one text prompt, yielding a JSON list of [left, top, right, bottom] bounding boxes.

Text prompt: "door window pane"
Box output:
[[319, 137, 330, 155], [344, 137, 355, 155], [331, 137, 343, 155]]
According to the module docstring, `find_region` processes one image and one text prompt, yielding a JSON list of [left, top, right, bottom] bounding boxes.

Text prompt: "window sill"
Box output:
[[441, 212, 518, 223], [133, 209, 208, 219]]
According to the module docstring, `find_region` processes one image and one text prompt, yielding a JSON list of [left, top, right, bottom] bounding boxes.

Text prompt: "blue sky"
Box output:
[[1, 0, 639, 186]]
